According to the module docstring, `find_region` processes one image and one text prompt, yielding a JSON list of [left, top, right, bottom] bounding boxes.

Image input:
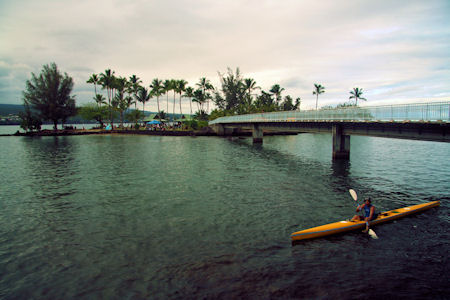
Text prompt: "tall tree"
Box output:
[[192, 89, 206, 112], [244, 78, 259, 96], [112, 77, 130, 128], [295, 97, 301, 110], [254, 90, 277, 112], [183, 86, 195, 116], [136, 86, 151, 117], [270, 84, 285, 105], [175, 79, 187, 116], [129, 74, 142, 110], [170, 79, 177, 121], [197, 77, 214, 113], [150, 78, 164, 118], [312, 83, 325, 110], [86, 73, 100, 96], [163, 79, 172, 116], [112, 93, 130, 128], [125, 110, 144, 128], [349, 87, 367, 106], [94, 94, 106, 106], [281, 95, 295, 111], [19, 105, 42, 132], [22, 62, 76, 130], [79, 103, 109, 128], [243, 78, 259, 108], [99, 69, 116, 126], [216, 68, 245, 112]]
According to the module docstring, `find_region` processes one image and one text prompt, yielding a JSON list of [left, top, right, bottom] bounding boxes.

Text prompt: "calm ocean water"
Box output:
[[0, 131, 448, 299]]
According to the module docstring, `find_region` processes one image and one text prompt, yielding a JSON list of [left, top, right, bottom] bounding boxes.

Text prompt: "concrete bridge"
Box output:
[[209, 101, 450, 159]]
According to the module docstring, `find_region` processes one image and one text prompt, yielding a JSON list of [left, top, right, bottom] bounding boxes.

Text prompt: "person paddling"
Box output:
[[351, 197, 378, 232]]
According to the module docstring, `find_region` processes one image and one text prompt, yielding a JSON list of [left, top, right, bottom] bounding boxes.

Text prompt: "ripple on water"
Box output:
[[0, 134, 448, 299]]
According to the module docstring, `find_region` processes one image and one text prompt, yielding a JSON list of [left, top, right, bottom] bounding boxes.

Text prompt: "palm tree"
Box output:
[[157, 110, 167, 120], [99, 69, 116, 127], [270, 84, 285, 105], [94, 94, 106, 106], [312, 83, 325, 110], [244, 78, 259, 96], [111, 76, 129, 128], [112, 90, 130, 128], [295, 97, 301, 110], [192, 89, 206, 112], [163, 80, 172, 115], [196, 77, 214, 113], [150, 78, 164, 118], [170, 79, 177, 121], [136, 87, 151, 117], [86, 73, 100, 96], [183, 87, 195, 116], [175, 80, 187, 116], [349, 87, 367, 106], [129, 75, 142, 110]]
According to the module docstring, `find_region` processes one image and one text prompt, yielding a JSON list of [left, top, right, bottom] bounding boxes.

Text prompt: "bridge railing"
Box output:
[[209, 101, 450, 124]]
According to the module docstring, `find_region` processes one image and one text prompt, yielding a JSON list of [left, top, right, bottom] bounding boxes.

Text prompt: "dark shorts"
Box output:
[[359, 213, 378, 221], [367, 213, 378, 221]]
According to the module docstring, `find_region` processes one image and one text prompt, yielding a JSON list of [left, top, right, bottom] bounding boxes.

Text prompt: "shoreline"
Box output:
[[7, 128, 216, 137], [2, 127, 298, 137]]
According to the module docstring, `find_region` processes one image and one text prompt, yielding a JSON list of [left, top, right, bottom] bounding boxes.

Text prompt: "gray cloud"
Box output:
[[1, 0, 449, 111]]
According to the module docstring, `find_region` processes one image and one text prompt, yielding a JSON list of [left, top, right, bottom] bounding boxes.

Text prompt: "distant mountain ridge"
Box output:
[[0, 104, 24, 115], [0, 103, 189, 116]]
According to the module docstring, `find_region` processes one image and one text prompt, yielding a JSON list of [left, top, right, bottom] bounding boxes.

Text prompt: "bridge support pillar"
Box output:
[[332, 125, 350, 159], [252, 124, 263, 143]]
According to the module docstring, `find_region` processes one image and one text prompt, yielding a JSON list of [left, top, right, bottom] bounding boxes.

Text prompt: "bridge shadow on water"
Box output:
[[223, 136, 358, 196]]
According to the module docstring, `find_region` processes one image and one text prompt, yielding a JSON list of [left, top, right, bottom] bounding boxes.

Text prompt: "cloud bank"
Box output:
[[1, 0, 449, 111]]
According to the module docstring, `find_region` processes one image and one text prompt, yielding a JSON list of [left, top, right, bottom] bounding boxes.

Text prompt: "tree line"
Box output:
[[19, 63, 367, 131]]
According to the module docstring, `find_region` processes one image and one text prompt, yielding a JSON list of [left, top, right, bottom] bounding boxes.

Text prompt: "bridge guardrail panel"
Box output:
[[208, 101, 450, 124]]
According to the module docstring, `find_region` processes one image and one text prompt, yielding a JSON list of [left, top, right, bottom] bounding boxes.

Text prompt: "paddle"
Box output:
[[349, 189, 378, 239]]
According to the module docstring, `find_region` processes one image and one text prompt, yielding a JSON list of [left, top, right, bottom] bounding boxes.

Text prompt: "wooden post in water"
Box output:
[[252, 124, 263, 143], [332, 124, 350, 159]]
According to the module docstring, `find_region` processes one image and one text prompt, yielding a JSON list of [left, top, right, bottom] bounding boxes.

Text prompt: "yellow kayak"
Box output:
[[291, 200, 440, 241]]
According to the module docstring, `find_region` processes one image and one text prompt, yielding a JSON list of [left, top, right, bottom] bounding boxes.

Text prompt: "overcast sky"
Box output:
[[1, 0, 449, 111]]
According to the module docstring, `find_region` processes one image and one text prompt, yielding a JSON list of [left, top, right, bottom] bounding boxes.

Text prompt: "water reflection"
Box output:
[[331, 160, 350, 177]]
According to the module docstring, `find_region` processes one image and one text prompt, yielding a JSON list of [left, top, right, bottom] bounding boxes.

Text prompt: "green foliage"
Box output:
[[209, 109, 229, 121], [336, 102, 357, 108], [78, 103, 109, 127], [93, 94, 106, 106], [19, 107, 42, 132], [184, 119, 199, 130], [136, 86, 151, 114], [125, 109, 144, 125], [86, 73, 100, 95], [215, 67, 245, 111], [270, 84, 285, 104], [156, 110, 167, 120], [281, 95, 295, 111], [22, 62, 77, 130], [185, 119, 208, 130], [313, 83, 325, 110], [194, 110, 209, 121], [213, 68, 301, 116], [254, 91, 278, 112], [349, 87, 367, 105], [150, 78, 164, 115]]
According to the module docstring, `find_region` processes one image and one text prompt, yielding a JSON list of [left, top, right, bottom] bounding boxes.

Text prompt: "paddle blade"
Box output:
[[368, 229, 378, 239], [349, 189, 358, 202]]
